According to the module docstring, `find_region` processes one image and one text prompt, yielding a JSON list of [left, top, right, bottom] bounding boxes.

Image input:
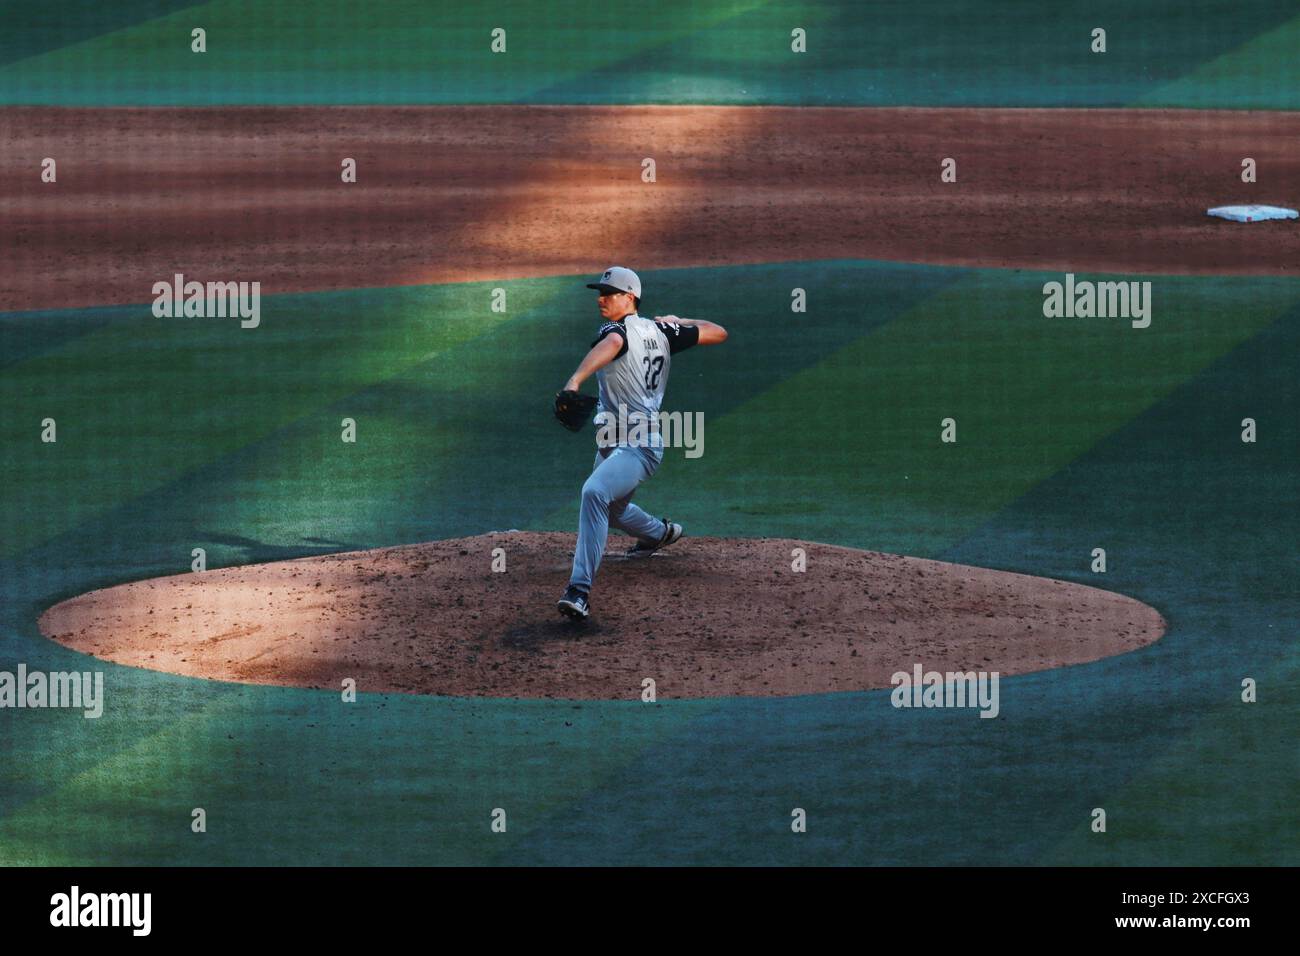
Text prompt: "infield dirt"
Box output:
[[4, 106, 1298, 311]]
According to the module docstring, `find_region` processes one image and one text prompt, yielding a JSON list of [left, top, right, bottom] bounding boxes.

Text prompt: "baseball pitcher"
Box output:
[[553, 266, 728, 619]]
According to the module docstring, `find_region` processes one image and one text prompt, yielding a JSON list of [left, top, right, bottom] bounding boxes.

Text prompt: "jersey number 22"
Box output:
[[643, 355, 664, 390]]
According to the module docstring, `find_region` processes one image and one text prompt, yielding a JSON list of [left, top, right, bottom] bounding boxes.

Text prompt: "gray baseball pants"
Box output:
[[569, 445, 664, 592]]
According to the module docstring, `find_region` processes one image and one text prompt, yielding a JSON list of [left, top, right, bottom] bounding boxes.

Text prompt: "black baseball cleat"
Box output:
[[557, 586, 590, 620], [626, 518, 684, 558]]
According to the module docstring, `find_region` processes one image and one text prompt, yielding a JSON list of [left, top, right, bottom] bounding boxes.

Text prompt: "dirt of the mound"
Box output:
[[4, 106, 1297, 312], [38, 532, 1165, 700]]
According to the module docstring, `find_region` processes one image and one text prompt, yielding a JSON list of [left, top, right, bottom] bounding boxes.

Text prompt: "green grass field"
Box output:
[[3, 261, 1295, 864], [1, 1, 1297, 865], [3, 0, 1300, 107]]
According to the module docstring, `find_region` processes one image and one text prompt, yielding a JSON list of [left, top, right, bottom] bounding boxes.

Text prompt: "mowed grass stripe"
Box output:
[[0, 281, 539, 561], [2, 0, 1294, 106], [1040, 663, 1300, 865], [0, 261, 959, 564], [0, 682, 721, 865], [540, 272, 1300, 557], [0, 0, 768, 105], [0, 1, 205, 68], [1138, 11, 1300, 109]]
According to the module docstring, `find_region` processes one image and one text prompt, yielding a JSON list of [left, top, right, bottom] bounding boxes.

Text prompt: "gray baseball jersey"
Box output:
[[590, 313, 699, 458]]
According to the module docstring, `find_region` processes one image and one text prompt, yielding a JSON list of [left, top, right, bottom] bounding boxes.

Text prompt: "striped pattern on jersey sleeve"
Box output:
[[591, 321, 630, 358], [654, 319, 701, 354]]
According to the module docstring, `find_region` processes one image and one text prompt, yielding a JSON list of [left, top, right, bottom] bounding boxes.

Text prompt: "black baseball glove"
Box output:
[[554, 389, 598, 432]]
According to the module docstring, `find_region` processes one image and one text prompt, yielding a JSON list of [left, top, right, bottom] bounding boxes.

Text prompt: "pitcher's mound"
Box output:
[[39, 532, 1165, 700]]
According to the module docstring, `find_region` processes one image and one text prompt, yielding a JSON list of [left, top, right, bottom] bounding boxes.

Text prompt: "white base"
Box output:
[[1206, 204, 1299, 222]]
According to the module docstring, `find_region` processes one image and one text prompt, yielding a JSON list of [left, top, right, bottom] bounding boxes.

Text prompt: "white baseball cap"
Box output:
[[586, 266, 641, 298]]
